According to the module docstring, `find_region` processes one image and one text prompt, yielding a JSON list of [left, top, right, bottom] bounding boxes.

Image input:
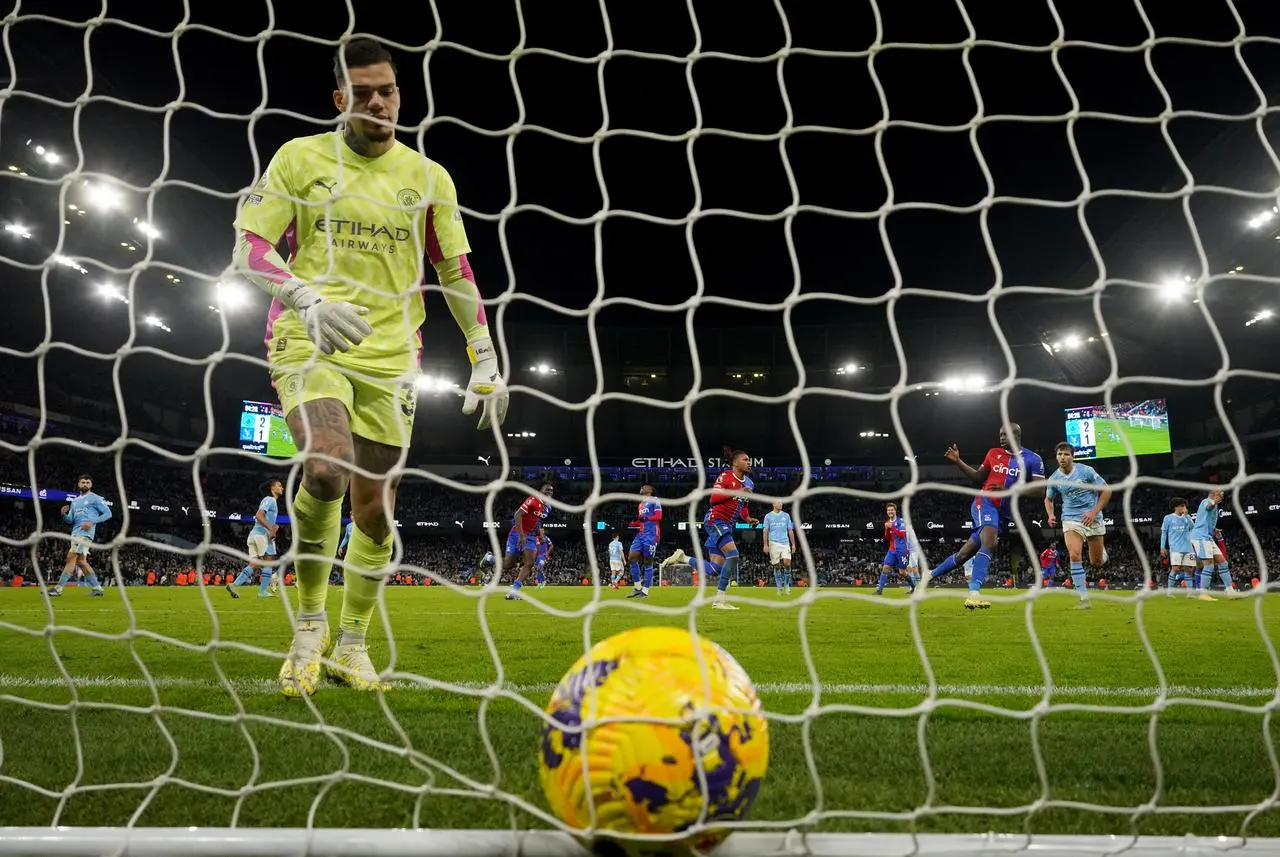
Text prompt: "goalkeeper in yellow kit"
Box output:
[[233, 38, 509, 697]]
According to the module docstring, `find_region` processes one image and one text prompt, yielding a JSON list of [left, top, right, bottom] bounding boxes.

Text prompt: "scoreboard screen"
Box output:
[[1063, 399, 1172, 460], [239, 400, 298, 458]]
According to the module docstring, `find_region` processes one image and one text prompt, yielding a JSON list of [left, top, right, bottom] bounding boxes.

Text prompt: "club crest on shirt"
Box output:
[[397, 188, 422, 208], [282, 374, 304, 400]]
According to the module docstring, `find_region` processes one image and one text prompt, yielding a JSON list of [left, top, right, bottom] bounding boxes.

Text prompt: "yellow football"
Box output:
[[538, 626, 769, 856]]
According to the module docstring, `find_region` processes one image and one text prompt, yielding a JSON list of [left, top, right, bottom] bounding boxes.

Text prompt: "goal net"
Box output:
[[1, 1, 1279, 856]]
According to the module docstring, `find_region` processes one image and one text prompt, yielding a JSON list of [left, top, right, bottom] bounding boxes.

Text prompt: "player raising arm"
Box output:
[[50, 474, 111, 597], [626, 484, 663, 599], [232, 39, 509, 697], [1160, 497, 1196, 596], [660, 450, 759, 611], [1044, 442, 1110, 610], [924, 423, 1046, 610]]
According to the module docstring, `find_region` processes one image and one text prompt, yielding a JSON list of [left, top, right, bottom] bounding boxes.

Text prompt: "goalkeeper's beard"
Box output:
[[345, 118, 394, 149]]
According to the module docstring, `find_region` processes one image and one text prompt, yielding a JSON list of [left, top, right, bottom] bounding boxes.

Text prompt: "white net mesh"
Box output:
[[2, 0, 1280, 855]]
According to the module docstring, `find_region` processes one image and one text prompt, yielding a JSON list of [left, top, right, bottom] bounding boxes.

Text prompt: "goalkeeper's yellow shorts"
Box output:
[[269, 338, 417, 449]]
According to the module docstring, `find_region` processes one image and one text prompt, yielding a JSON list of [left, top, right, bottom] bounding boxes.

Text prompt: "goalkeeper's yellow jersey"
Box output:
[[234, 131, 471, 377]]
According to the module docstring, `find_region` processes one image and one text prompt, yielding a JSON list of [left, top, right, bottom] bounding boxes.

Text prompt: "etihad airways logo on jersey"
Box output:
[[315, 218, 412, 254]]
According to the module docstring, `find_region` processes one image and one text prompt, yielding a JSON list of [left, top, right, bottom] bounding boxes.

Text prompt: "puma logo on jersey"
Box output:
[[313, 178, 337, 194]]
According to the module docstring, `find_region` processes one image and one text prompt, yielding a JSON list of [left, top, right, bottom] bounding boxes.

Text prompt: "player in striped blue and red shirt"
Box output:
[[625, 485, 663, 599], [876, 503, 919, 595], [925, 423, 1046, 610], [502, 482, 553, 600], [1039, 542, 1059, 588], [660, 450, 758, 611], [533, 533, 553, 589]]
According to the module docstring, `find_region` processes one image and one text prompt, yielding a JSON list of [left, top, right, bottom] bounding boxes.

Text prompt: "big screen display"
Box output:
[[239, 400, 298, 458], [1063, 399, 1171, 460]]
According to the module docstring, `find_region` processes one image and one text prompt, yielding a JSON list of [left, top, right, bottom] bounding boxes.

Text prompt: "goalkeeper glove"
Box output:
[[463, 336, 508, 430], [280, 281, 372, 355]]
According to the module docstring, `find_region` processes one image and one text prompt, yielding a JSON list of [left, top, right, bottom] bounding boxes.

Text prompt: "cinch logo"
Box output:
[[990, 463, 1020, 476]]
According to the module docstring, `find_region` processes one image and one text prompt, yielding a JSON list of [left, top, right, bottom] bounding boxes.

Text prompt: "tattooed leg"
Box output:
[[285, 398, 355, 501]]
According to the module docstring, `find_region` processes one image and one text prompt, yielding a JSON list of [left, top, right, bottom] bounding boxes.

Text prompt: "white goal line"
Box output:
[[0, 829, 1278, 857], [0, 674, 1273, 700]]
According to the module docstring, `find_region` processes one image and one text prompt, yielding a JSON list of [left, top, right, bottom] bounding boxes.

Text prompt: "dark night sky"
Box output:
[[2, 0, 1279, 461]]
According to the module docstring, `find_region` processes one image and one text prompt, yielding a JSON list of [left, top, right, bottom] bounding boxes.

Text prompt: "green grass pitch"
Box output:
[[1, 585, 1278, 837], [1087, 418, 1172, 459]]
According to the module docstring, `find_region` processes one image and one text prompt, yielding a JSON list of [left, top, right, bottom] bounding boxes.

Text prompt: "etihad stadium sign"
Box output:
[[629, 456, 765, 469]]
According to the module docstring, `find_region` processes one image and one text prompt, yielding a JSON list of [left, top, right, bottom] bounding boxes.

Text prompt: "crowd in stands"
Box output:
[[3, 413, 1278, 592], [3, 499, 1278, 592], [5, 445, 1278, 531]]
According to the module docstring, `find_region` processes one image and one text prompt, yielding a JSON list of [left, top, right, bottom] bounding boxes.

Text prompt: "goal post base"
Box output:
[[2, 829, 1279, 857]]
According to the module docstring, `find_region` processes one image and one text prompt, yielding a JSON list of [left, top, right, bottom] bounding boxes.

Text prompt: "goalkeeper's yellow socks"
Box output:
[[339, 524, 393, 638], [291, 484, 343, 617]]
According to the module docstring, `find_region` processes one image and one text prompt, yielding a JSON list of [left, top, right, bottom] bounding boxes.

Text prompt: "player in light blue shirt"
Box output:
[[1045, 442, 1111, 609], [607, 533, 625, 588], [51, 474, 112, 597], [1160, 497, 1196, 595], [228, 479, 283, 600], [1190, 490, 1233, 598], [761, 502, 796, 595]]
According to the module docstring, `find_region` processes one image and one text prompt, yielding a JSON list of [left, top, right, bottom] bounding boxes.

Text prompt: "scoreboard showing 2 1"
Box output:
[[239, 400, 299, 458], [1063, 398, 1172, 461], [1065, 410, 1101, 458]]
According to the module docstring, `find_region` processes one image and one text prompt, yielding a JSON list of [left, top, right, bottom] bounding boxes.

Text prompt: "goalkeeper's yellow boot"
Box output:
[[963, 595, 991, 610], [279, 617, 330, 698], [327, 630, 385, 692], [1198, 592, 1217, 601]]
